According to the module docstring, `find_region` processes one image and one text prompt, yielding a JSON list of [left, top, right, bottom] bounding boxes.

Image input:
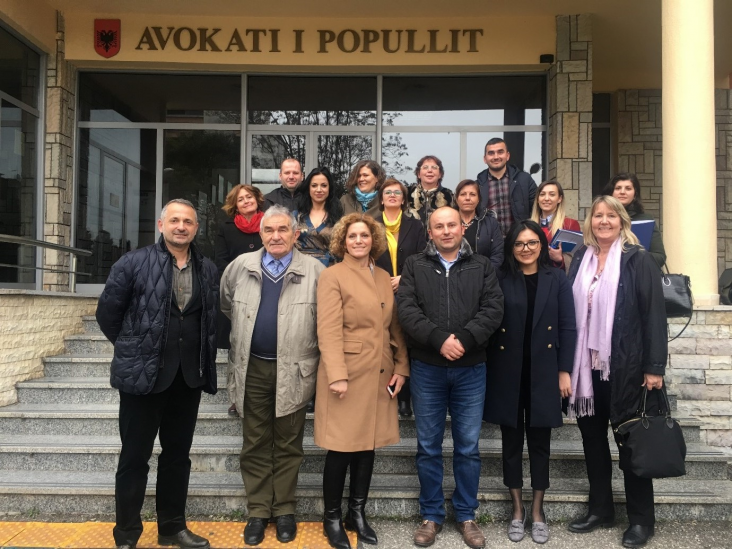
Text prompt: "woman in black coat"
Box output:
[[376, 177, 427, 418], [484, 220, 576, 544], [214, 184, 264, 415], [455, 178, 504, 269], [566, 195, 667, 549]]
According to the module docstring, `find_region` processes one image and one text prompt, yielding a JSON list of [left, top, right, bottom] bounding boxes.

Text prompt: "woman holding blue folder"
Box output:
[[603, 172, 666, 269], [531, 181, 581, 270]]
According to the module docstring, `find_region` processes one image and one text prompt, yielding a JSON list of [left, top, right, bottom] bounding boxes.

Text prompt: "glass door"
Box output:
[[249, 133, 306, 196]]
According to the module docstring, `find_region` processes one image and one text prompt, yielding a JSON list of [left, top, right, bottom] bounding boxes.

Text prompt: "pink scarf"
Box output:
[[569, 238, 622, 417]]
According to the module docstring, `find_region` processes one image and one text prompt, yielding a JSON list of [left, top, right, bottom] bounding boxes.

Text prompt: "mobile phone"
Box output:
[[387, 382, 397, 396]]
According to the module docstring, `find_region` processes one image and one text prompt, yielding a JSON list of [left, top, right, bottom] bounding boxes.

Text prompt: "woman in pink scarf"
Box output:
[[566, 196, 667, 549]]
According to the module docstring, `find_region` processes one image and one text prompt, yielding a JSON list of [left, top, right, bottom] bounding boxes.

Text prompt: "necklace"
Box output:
[[461, 215, 475, 228]]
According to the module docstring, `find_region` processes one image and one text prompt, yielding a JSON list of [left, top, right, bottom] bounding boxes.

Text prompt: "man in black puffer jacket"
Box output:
[[396, 207, 504, 549], [97, 199, 218, 549]]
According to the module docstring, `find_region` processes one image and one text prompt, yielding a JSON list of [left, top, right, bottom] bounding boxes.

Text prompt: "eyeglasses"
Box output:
[[513, 240, 541, 251], [420, 165, 440, 171], [383, 190, 403, 196]]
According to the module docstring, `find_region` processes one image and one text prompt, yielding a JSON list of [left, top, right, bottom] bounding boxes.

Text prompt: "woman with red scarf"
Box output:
[[215, 184, 265, 416]]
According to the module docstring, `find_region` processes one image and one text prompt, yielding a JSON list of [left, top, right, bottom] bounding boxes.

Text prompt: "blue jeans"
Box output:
[[410, 359, 486, 524]]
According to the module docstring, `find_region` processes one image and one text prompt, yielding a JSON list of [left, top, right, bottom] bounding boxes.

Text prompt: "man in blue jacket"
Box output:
[[97, 199, 219, 549], [476, 138, 537, 236]]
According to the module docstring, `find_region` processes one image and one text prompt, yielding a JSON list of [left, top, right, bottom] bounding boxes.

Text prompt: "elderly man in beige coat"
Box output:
[[220, 205, 324, 547]]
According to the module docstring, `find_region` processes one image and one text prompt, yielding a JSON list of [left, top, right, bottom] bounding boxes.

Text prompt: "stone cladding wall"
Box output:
[[547, 14, 593, 221], [0, 291, 96, 406], [668, 309, 732, 447], [43, 12, 78, 291]]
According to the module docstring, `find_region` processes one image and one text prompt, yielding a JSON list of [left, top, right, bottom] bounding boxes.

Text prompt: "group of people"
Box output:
[[96, 137, 668, 549]]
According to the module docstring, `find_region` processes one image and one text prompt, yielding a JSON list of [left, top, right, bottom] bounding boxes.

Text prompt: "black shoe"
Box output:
[[343, 450, 377, 545], [306, 398, 315, 414], [227, 404, 239, 417], [157, 529, 209, 549], [567, 514, 615, 533], [398, 399, 413, 418], [116, 545, 136, 549], [323, 516, 351, 549], [622, 525, 654, 548], [275, 514, 297, 543], [243, 517, 267, 546]]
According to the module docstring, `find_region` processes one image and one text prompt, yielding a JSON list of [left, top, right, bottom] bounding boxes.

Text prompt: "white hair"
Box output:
[[260, 204, 297, 232]]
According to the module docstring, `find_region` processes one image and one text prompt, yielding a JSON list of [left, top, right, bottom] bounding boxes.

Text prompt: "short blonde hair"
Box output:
[[330, 213, 387, 261], [583, 195, 640, 251]]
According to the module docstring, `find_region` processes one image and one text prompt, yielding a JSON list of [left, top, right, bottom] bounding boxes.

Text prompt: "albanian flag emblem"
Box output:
[[94, 19, 121, 58]]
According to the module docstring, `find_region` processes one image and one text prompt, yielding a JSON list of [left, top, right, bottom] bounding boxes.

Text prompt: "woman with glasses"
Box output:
[[483, 220, 577, 544], [407, 155, 455, 224], [454, 178, 504, 270], [375, 177, 427, 418], [530, 180, 581, 270]]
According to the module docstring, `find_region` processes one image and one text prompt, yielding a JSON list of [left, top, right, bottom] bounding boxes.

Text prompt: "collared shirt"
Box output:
[[486, 170, 514, 235], [172, 248, 193, 311], [540, 213, 554, 228], [436, 250, 461, 272], [263, 250, 293, 277]]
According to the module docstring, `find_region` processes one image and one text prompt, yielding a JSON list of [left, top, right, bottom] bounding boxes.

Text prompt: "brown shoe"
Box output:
[[456, 520, 485, 549], [413, 520, 442, 547]]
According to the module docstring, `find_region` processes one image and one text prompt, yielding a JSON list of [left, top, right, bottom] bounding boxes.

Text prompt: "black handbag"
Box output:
[[613, 388, 687, 479], [662, 267, 693, 341]]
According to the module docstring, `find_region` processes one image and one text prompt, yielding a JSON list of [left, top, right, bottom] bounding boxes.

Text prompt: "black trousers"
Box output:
[[576, 370, 655, 526], [500, 363, 551, 491], [114, 369, 202, 545]]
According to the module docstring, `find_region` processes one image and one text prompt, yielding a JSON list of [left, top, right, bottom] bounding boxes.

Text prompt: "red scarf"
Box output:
[[234, 211, 264, 234]]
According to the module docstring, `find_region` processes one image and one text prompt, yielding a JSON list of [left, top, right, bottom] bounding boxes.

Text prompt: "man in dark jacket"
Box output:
[[397, 207, 504, 549], [263, 158, 303, 211], [97, 199, 219, 549], [476, 138, 537, 236]]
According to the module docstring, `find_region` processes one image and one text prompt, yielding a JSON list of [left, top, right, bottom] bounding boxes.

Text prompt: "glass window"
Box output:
[[250, 134, 306, 196], [163, 130, 241, 260], [0, 100, 37, 284], [467, 132, 545, 185], [75, 129, 157, 284], [78, 73, 241, 123], [317, 134, 373, 194], [0, 27, 40, 109], [383, 76, 546, 127], [248, 76, 376, 125], [382, 132, 460, 189]]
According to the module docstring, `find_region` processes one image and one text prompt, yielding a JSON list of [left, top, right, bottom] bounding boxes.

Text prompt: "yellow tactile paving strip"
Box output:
[[0, 521, 357, 549]]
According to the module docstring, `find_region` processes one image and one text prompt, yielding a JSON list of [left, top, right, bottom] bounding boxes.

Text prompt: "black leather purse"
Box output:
[[663, 267, 693, 341], [613, 388, 687, 479]]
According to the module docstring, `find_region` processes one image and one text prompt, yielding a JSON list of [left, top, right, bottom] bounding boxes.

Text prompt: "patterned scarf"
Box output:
[[383, 211, 402, 275], [354, 187, 378, 212], [234, 211, 264, 234]]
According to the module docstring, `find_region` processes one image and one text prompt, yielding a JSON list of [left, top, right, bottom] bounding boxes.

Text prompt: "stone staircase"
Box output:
[[0, 315, 730, 521]]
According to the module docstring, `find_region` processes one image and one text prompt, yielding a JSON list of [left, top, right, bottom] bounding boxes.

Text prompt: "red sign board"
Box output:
[[94, 19, 121, 58]]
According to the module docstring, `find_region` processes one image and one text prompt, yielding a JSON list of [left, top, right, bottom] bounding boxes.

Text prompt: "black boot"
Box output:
[[323, 451, 352, 549], [343, 451, 378, 545]]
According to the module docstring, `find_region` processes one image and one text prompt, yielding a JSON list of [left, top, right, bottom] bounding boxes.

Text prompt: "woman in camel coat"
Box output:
[[315, 212, 409, 549]]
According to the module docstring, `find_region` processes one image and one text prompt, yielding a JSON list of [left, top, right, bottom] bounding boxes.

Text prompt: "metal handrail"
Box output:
[[0, 234, 92, 292]]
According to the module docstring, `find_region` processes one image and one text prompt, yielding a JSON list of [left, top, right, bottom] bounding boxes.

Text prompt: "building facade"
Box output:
[[2, 0, 732, 445]]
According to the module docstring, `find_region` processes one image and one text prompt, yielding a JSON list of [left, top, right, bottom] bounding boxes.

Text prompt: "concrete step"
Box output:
[[64, 335, 114, 355], [0, 435, 725, 480], [16, 378, 230, 405], [82, 315, 101, 333], [0, 402, 703, 442], [0, 469, 729, 521], [42, 355, 228, 378]]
